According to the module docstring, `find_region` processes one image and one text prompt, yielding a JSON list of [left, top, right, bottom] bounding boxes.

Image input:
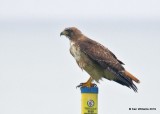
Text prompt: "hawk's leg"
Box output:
[[77, 77, 97, 88]]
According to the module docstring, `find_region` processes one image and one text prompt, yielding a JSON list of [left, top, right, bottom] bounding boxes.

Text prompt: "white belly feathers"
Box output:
[[70, 41, 81, 61], [70, 41, 87, 69]]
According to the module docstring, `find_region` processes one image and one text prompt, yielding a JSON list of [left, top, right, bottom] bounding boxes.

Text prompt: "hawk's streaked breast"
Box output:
[[70, 41, 81, 61], [70, 41, 87, 69]]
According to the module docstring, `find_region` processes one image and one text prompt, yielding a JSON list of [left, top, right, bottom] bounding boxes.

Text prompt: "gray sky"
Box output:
[[0, 0, 160, 20], [0, 0, 160, 114]]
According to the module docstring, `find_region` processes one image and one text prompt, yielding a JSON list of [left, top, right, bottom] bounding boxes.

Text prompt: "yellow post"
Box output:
[[81, 87, 98, 114]]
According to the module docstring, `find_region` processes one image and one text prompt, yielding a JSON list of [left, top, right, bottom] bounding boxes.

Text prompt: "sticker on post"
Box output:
[[87, 100, 94, 107]]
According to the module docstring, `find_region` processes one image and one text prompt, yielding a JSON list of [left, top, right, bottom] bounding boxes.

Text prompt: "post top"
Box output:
[[80, 87, 98, 94]]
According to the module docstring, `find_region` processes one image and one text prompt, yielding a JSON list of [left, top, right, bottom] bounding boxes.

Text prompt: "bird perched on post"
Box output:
[[60, 27, 140, 92]]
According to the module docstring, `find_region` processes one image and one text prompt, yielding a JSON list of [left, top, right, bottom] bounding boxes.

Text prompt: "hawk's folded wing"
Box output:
[[77, 38, 138, 92]]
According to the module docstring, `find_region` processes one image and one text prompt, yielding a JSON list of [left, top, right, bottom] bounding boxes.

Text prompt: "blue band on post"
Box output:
[[81, 87, 98, 94]]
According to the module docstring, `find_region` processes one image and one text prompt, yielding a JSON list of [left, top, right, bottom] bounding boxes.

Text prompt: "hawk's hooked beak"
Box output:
[[60, 30, 68, 36]]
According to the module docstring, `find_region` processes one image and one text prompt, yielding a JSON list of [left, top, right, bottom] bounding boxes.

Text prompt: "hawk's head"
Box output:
[[60, 27, 82, 40]]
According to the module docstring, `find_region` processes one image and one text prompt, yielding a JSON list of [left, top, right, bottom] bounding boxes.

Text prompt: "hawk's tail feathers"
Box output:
[[124, 70, 140, 83], [108, 68, 138, 92], [114, 71, 138, 92]]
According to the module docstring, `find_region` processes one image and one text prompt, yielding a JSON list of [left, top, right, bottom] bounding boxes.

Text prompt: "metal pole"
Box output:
[[80, 87, 98, 114]]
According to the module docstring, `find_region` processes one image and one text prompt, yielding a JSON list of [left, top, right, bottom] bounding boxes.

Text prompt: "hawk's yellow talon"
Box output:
[[76, 77, 96, 88]]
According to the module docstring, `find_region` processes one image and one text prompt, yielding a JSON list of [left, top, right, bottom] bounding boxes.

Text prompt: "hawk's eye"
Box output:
[[64, 29, 73, 37], [65, 29, 72, 33]]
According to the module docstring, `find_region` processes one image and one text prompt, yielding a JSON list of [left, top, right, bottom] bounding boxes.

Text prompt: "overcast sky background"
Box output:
[[0, 0, 160, 114]]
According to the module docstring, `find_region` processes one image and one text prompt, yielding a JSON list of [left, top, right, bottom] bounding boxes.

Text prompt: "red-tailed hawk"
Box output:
[[60, 27, 140, 92]]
